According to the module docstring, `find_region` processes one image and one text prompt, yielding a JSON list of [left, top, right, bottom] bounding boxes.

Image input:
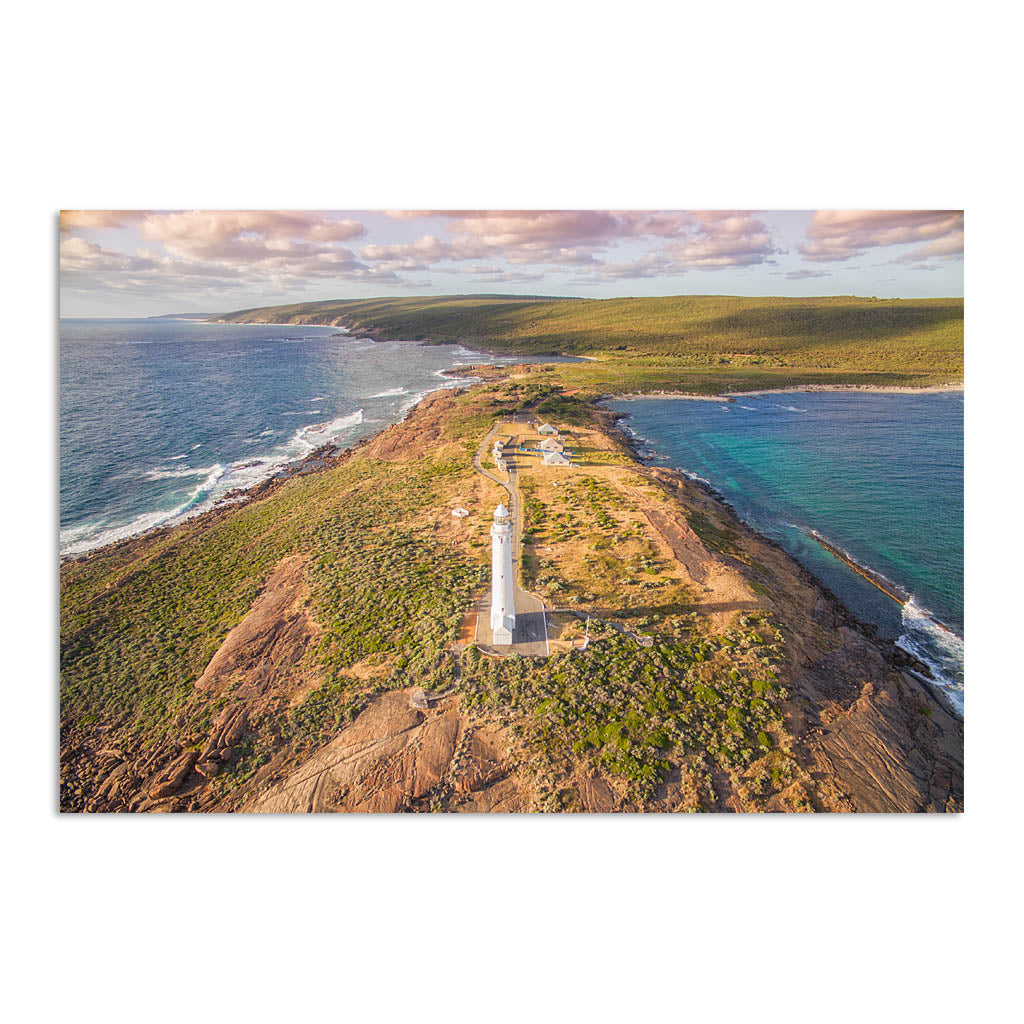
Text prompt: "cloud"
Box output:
[[800, 210, 963, 262], [139, 210, 366, 262], [60, 210, 150, 232], [61, 211, 385, 306], [467, 270, 546, 284], [363, 210, 778, 274], [785, 268, 832, 280], [59, 228, 405, 305], [361, 234, 483, 264], [660, 211, 779, 269], [893, 229, 964, 263], [579, 254, 674, 280]]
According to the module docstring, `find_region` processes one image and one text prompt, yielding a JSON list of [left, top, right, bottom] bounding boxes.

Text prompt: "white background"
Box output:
[[4, 2, 1019, 1021]]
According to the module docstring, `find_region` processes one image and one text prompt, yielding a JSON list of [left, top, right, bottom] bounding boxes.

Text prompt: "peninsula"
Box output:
[[60, 295, 964, 812]]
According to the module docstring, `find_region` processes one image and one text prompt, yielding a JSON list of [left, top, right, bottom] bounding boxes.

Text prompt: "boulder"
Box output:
[[149, 751, 198, 799]]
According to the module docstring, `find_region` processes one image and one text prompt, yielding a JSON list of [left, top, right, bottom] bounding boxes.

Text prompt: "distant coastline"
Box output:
[[608, 383, 964, 401]]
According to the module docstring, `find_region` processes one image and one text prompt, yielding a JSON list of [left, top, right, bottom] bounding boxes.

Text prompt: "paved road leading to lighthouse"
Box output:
[[472, 420, 549, 657]]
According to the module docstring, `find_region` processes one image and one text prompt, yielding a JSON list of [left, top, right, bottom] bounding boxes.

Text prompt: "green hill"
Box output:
[[213, 294, 963, 387]]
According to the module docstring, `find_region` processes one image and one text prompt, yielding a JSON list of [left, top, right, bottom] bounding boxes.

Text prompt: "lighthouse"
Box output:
[[490, 503, 516, 644]]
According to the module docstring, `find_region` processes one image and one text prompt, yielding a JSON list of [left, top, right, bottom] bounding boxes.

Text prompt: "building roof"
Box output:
[[495, 503, 509, 518]]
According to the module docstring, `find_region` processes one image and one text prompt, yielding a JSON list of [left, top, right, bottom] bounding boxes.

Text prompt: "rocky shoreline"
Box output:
[[61, 366, 963, 812], [67, 375, 961, 720], [599, 406, 944, 675], [64, 370, 958, 719]]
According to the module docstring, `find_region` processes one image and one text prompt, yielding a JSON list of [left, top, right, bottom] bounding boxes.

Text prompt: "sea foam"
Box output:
[[61, 463, 226, 555], [297, 408, 364, 446], [896, 597, 965, 714]]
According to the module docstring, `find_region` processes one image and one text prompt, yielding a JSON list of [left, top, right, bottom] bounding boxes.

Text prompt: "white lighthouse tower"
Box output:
[[490, 503, 516, 645]]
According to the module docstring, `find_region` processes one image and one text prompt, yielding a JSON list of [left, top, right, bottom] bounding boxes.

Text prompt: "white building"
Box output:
[[543, 450, 570, 467], [537, 423, 557, 435], [490, 503, 516, 644], [451, 507, 470, 518], [539, 437, 564, 453]]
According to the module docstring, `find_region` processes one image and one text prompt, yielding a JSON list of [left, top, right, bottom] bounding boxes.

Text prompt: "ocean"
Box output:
[[607, 392, 964, 714], [60, 318, 557, 557]]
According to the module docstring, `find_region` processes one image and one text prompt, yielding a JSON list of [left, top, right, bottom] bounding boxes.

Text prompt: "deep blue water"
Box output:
[[60, 318, 559, 556], [607, 392, 964, 713]]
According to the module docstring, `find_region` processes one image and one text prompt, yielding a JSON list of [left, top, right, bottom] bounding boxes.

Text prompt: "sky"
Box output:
[[58, 209, 964, 317]]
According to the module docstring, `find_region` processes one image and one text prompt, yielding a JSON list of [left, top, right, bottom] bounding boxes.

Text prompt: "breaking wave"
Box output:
[[61, 410, 366, 556], [896, 598, 964, 715], [60, 463, 226, 555], [296, 408, 363, 447], [368, 387, 408, 398], [143, 464, 222, 481]]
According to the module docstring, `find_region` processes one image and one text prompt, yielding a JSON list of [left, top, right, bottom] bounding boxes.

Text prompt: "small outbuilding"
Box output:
[[451, 507, 470, 518]]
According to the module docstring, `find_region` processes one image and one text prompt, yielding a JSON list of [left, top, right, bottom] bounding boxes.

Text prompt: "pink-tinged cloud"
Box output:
[[894, 229, 965, 263], [60, 236, 163, 274], [139, 210, 366, 262], [445, 210, 625, 248], [360, 234, 486, 264], [661, 212, 779, 269], [800, 210, 963, 262], [59, 225, 406, 303], [60, 210, 150, 232], [786, 268, 831, 280], [467, 270, 546, 284], [364, 210, 775, 273], [384, 210, 695, 248]]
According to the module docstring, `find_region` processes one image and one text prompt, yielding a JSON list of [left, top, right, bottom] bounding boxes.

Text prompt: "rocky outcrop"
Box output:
[[195, 705, 249, 778], [247, 691, 526, 813], [194, 556, 315, 698], [149, 751, 198, 799], [357, 389, 462, 462], [644, 508, 715, 585]]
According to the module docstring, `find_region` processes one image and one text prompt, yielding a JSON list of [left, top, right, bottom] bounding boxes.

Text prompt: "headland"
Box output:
[[60, 294, 964, 812]]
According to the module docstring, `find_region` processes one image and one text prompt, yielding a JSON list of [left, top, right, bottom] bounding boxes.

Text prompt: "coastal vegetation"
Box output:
[[60, 347, 964, 813], [60, 435, 489, 806], [458, 615, 790, 808], [215, 293, 964, 390]]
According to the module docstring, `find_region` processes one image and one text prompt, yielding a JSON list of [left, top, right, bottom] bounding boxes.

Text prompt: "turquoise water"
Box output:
[[607, 392, 964, 713], [60, 318, 571, 557]]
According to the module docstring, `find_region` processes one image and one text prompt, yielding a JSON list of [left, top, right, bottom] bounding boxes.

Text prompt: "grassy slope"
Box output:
[[60, 383, 801, 811], [214, 293, 964, 390]]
